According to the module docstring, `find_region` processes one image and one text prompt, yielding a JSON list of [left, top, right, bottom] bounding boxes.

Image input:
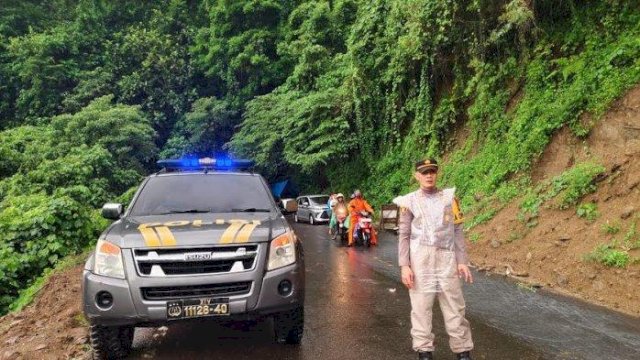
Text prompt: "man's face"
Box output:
[[414, 169, 438, 189]]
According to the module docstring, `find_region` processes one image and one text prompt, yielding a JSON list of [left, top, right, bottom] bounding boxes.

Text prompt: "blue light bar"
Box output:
[[157, 157, 255, 171]]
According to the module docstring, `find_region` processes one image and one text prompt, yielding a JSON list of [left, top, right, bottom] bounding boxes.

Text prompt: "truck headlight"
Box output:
[[267, 232, 296, 270], [94, 240, 125, 279]]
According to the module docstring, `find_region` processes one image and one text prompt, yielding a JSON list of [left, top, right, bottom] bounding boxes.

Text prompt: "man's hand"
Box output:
[[457, 264, 473, 284], [401, 266, 414, 289]]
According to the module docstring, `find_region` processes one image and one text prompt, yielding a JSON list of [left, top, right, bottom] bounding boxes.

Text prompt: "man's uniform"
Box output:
[[393, 187, 473, 354]]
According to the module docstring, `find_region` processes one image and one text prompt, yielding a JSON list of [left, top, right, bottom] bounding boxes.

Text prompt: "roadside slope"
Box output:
[[0, 265, 88, 360], [469, 85, 640, 316]]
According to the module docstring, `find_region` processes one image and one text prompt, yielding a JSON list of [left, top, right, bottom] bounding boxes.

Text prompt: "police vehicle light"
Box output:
[[267, 231, 296, 270], [157, 157, 255, 171], [94, 240, 125, 279]]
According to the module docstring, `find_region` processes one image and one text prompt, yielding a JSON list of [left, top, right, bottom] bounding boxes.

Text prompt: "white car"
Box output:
[[294, 195, 330, 224]]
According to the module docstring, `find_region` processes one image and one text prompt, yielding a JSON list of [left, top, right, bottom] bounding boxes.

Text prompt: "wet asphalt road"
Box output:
[[130, 218, 640, 359]]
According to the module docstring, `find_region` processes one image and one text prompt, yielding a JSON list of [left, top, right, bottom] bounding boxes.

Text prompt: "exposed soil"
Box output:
[[0, 266, 89, 360], [469, 86, 640, 316]]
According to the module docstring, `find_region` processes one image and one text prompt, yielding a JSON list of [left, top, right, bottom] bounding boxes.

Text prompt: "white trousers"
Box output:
[[409, 245, 473, 353]]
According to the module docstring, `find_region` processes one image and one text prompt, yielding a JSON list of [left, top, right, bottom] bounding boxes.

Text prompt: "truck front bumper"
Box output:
[[83, 262, 304, 327]]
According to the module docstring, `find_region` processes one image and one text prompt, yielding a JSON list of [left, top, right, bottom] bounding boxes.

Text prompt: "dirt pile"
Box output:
[[469, 86, 640, 316], [0, 265, 89, 360]]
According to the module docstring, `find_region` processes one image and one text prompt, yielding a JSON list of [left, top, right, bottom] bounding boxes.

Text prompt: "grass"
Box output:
[[517, 282, 537, 293], [469, 232, 482, 243], [518, 162, 605, 222], [73, 312, 89, 327], [8, 249, 90, 313], [507, 231, 522, 243], [622, 221, 639, 250], [601, 220, 621, 235], [584, 244, 630, 268], [466, 208, 498, 229], [577, 202, 599, 222]]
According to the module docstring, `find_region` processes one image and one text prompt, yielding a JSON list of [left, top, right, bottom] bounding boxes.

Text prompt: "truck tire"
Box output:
[[274, 306, 304, 345], [89, 324, 134, 360]]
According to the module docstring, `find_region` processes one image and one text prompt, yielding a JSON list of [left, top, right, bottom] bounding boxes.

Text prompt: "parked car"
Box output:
[[294, 195, 330, 225]]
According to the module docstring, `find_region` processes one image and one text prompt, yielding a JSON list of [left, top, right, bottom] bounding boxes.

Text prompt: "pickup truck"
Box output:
[[82, 158, 305, 359]]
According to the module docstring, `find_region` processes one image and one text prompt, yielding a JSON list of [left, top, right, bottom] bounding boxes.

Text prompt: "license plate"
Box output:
[[166, 298, 230, 320]]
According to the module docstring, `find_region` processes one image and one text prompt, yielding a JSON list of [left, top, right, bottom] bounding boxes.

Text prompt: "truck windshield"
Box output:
[[129, 174, 274, 216]]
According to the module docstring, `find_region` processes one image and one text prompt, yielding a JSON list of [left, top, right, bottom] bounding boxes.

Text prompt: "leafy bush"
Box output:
[[585, 244, 630, 268], [601, 221, 621, 235], [553, 163, 606, 209], [517, 162, 605, 222], [576, 202, 599, 222], [0, 193, 107, 312], [0, 97, 153, 314], [519, 189, 543, 219]]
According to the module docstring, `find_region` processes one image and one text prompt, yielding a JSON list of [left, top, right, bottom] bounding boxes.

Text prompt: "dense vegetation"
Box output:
[[0, 0, 638, 313]]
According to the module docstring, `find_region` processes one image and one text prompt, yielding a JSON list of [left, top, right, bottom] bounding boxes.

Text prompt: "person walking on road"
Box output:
[[393, 159, 474, 360], [328, 193, 337, 236]]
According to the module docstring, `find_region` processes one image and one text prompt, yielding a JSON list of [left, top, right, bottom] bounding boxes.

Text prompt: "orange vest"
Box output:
[[348, 198, 373, 216]]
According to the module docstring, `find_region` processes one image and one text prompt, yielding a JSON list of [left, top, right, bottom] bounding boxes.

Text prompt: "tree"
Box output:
[[161, 97, 239, 158], [192, 0, 295, 106], [51, 95, 157, 174]]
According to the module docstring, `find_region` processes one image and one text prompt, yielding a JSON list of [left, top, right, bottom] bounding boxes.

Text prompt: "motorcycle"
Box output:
[[333, 206, 349, 246], [354, 210, 373, 247]]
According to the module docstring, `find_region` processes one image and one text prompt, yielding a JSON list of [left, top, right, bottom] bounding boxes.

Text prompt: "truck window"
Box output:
[[129, 174, 274, 216]]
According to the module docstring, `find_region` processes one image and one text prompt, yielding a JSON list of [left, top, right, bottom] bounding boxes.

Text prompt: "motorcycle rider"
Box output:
[[330, 193, 349, 240], [347, 189, 378, 246]]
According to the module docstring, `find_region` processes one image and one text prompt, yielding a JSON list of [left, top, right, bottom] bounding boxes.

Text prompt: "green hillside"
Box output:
[[0, 0, 639, 314]]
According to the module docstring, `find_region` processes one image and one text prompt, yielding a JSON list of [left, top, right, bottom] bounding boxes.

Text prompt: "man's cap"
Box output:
[[415, 158, 438, 173], [336, 193, 344, 198]]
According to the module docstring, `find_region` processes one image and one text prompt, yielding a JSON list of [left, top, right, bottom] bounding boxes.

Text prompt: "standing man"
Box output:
[[393, 159, 473, 360]]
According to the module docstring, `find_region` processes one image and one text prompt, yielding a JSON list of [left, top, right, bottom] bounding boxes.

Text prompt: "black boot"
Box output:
[[418, 351, 434, 360], [456, 351, 472, 360]]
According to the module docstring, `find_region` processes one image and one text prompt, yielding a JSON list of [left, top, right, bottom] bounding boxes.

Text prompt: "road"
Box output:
[[129, 218, 640, 360]]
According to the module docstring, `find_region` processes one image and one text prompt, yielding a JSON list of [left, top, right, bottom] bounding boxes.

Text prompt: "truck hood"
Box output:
[[103, 213, 284, 249]]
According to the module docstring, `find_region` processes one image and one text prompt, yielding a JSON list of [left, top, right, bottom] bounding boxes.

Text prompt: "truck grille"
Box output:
[[320, 210, 329, 219], [133, 245, 258, 277], [141, 281, 252, 300]]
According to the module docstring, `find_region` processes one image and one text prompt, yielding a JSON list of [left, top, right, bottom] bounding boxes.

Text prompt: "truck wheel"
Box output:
[[294, 213, 299, 222], [89, 324, 134, 360], [309, 215, 315, 225], [274, 306, 304, 345]]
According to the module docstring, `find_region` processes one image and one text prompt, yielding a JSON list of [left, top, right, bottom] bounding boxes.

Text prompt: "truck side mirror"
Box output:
[[102, 203, 123, 220]]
